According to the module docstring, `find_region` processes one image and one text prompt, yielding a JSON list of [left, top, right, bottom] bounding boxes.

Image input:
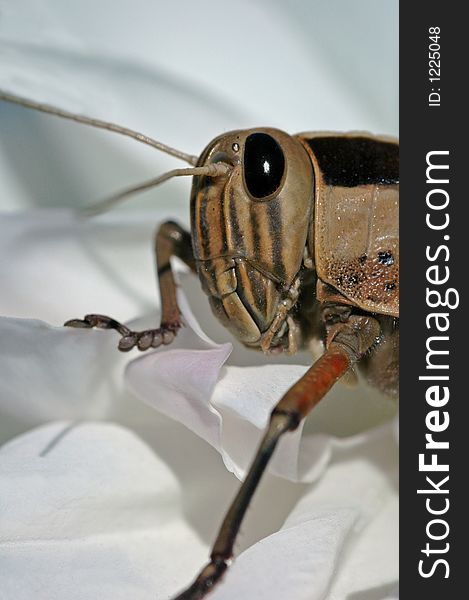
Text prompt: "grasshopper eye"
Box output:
[[244, 133, 285, 198]]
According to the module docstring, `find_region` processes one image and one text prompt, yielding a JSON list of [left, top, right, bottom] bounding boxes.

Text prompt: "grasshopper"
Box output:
[[0, 90, 399, 599]]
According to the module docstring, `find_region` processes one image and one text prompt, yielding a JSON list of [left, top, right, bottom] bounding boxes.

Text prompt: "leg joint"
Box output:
[[327, 315, 382, 363], [270, 408, 301, 432]]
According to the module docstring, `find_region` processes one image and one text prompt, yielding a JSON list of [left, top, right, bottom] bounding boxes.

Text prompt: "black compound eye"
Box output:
[[244, 133, 285, 198]]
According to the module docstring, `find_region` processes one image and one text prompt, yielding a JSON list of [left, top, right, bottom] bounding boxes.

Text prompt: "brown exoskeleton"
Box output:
[[1, 91, 399, 600]]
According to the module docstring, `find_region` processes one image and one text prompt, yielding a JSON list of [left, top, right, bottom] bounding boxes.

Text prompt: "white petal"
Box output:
[[0, 422, 208, 599], [0, 317, 120, 425], [209, 420, 398, 600], [127, 309, 397, 483], [126, 345, 231, 451], [212, 510, 358, 600], [0, 419, 398, 600]]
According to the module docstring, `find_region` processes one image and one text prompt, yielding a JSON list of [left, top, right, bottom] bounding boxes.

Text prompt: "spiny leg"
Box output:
[[173, 314, 381, 600], [65, 221, 195, 351]]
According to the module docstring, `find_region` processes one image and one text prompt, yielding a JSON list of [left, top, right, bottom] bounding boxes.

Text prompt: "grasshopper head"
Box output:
[[191, 128, 314, 352]]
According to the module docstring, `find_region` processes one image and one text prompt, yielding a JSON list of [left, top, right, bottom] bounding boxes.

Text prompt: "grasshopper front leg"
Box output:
[[173, 314, 381, 600], [65, 221, 195, 351]]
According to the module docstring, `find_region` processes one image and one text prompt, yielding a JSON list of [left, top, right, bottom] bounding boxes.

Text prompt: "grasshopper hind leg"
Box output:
[[173, 314, 381, 599], [64, 221, 195, 352]]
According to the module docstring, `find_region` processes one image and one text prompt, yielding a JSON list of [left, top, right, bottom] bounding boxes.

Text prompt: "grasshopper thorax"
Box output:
[[190, 128, 314, 352]]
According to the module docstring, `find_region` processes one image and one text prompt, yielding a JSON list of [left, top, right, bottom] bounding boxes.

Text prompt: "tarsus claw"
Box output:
[[64, 314, 182, 352]]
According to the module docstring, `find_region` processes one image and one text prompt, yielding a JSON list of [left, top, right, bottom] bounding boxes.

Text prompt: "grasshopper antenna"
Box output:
[[81, 162, 231, 216], [0, 89, 232, 215], [0, 90, 199, 165]]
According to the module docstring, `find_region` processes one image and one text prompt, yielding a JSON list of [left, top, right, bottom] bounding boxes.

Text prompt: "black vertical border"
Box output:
[[400, 3, 465, 597]]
